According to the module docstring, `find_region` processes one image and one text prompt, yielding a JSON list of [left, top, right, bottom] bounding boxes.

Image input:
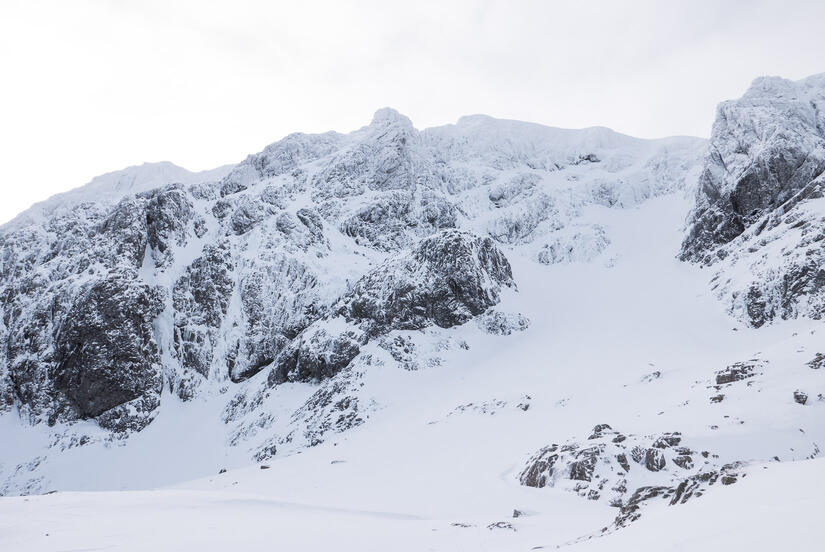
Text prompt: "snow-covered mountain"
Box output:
[[1, 75, 824, 551], [2, 161, 235, 231], [681, 74, 825, 326]]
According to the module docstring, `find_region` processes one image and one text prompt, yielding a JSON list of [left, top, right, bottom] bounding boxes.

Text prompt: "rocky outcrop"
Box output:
[[681, 74, 825, 326], [53, 276, 164, 417], [269, 229, 514, 383], [143, 185, 201, 267], [340, 191, 457, 251], [521, 424, 745, 529], [172, 241, 235, 381], [338, 229, 514, 333], [682, 75, 825, 262]]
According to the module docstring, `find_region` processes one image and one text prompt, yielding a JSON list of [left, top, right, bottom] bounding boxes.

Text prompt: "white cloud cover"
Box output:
[[1, 0, 824, 223]]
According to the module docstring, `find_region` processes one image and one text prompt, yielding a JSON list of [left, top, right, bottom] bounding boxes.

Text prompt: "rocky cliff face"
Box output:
[[268, 229, 514, 384], [681, 74, 825, 326], [0, 108, 703, 461]]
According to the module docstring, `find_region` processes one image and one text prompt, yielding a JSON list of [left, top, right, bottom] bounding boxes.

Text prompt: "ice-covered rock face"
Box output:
[[680, 74, 825, 326], [338, 229, 514, 332], [268, 229, 514, 384], [0, 108, 704, 436]]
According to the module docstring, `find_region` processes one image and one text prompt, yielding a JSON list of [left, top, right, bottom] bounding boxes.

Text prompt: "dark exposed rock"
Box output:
[[644, 449, 666, 471], [576, 153, 600, 164], [97, 198, 149, 269], [715, 361, 760, 385], [268, 230, 514, 384], [807, 353, 825, 369], [681, 75, 825, 326], [681, 76, 825, 263], [652, 432, 682, 449], [673, 455, 694, 470], [271, 356, 375, 451], [378, 334, 419, 371], [520, 444, 559, 488], [230, 196, 267, 235], [520, 424, 729, 515], [142, 185, 198, 267], [523, 426, 755, 533], [569, 446, 602, 481], [616, 453, 630, 473], [721, 474, 738, 485], [589, 424, 613, 440], [793, 390, 808, 405], [270, 326, 363, 383], [610, 463, 744, 531], [53, 275, 164, 418], [486, 522, 516, 531]]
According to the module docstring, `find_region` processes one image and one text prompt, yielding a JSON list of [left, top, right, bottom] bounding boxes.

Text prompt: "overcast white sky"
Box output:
[[1, 0, 824, 224]]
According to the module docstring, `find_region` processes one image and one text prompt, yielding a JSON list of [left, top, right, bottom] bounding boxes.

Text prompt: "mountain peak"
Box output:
[[370, 107, 413, 129]]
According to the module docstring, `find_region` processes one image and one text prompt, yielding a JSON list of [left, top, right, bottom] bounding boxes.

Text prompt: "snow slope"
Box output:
[[2, 190, 822, 550], [3, 458, 821, 552]]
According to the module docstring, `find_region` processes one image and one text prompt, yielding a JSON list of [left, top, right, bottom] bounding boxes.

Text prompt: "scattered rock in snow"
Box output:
[[807, 353, 825, 369], [714, 360, 763, 386], [475, 309, 530, 335], [520, 424, 734, 512], [486, 521, 516, 531]]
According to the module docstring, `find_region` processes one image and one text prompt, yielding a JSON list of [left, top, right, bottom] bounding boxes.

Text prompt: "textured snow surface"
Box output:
[[2, 458, 821, 551]]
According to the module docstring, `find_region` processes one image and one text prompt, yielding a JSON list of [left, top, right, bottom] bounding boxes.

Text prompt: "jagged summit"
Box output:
[[744, 72, 825, 102], [369, 107, 414, 128], [681, 72, 825, 325]]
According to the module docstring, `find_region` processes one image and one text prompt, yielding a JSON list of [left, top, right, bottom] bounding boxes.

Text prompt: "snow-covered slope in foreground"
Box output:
[[3, 458, 821, 551], [2, 190, 822, 550]]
